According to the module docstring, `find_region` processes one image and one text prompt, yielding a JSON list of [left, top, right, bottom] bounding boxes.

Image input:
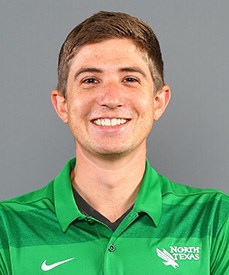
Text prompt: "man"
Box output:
[[0, 11, 228, 274]]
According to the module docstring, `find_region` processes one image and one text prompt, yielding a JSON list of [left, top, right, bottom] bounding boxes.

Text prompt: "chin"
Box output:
[[91, 145, 131, 157]]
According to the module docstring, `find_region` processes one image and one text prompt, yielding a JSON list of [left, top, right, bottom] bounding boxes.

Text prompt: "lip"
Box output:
[[91, 117, 131, 120], [90, 117, 131, 131], [91, 117, 131, 127]]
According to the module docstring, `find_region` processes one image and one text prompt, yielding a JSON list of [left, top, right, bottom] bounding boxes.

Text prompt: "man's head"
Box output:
[[51, 11, 171, 159], [57, 11, 164, 97]]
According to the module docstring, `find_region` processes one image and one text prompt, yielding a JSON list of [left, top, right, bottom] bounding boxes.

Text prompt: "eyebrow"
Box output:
[[74, 67, 103, 80], [74, 66, 147, 80], [119, 67, 147, 78]]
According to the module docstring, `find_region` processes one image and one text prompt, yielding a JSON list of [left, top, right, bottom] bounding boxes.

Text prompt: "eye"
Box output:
[[82, 77, 99, 84], [123, 76, 139, 83]]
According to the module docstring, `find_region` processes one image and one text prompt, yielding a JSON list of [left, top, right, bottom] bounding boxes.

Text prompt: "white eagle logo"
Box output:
[[156, 248, 179, 269]]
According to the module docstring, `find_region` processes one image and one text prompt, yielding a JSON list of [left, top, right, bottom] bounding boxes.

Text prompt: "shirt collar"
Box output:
[[54, 158, 162, 232], [133, 160, 162, 227], [54, 158, 84, 232]]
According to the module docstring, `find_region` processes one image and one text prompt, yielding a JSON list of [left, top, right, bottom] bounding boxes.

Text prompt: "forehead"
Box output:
[[68, 38, 151, 75]]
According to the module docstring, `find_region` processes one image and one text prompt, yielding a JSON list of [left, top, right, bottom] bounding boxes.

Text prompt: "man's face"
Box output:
[[53, 38, 169, 158]]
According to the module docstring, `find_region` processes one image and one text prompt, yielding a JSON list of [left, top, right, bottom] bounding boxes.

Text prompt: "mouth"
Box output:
[[92, 118, 129, 127]]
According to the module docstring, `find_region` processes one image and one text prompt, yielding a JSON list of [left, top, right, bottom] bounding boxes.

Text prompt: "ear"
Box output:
[[153, 85, 171, 121], [51, 90, 68, 124]]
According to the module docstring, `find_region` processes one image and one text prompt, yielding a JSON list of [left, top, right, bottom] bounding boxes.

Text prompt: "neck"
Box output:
[[71, 144, 147, 222]]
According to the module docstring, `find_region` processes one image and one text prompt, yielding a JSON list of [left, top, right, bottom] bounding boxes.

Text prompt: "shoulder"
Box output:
[[158, 171, 229, 204], [0, 180, 54, 213], [146, 161, 228, 204], [0, 180, 55, 250], [158, 172, 229, 232]]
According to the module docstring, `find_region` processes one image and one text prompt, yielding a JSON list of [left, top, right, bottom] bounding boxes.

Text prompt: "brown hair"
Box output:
[[57, 11, 164, 96]]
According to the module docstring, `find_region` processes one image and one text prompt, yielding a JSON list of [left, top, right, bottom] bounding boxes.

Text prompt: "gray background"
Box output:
[[0, 0, 228, 199]]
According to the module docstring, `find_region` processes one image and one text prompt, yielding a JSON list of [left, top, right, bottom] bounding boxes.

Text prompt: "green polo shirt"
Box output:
[[0, 158, 228, 274]]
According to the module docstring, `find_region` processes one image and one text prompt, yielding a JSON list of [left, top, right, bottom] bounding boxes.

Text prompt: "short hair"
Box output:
[[57, 11, 164, 96]]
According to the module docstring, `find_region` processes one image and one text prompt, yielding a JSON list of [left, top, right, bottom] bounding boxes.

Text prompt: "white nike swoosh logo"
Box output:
[[41, 257, 75, 271]]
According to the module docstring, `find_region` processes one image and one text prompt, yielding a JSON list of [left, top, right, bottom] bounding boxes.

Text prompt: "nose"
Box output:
[[98, 81, 124, 109]]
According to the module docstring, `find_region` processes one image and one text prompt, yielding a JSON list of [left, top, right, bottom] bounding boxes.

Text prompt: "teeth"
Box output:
[[93, 118, 127, 126]]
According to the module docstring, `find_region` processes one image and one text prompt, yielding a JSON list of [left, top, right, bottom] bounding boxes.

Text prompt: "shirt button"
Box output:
[[86, 218, 94, 224], [108, 244, 116, 252]]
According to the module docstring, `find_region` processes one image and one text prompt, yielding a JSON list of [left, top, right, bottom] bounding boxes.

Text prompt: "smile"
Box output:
[[93, 118, 128, 127]]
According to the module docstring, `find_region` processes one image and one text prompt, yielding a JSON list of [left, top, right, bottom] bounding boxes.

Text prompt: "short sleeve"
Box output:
[[210, 217, 229, 274], [0, 251, 8, 275], [0, 207, 11, 274]]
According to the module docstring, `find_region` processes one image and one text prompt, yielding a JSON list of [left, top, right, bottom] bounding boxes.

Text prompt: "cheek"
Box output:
[[67, 96, 89, 116], [137, 97, 154, 116]]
